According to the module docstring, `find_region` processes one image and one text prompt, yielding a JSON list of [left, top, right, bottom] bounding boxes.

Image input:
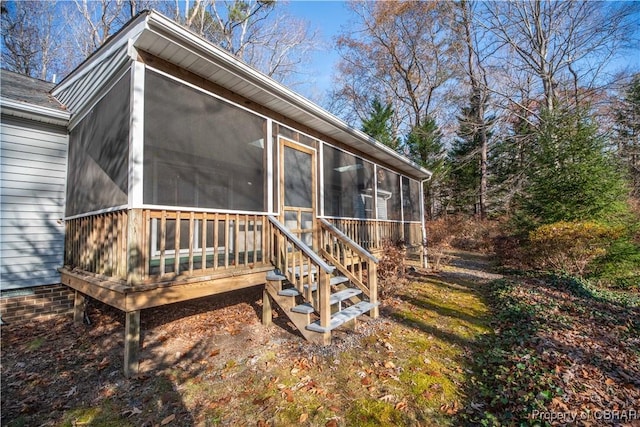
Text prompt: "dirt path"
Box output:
[[437, 250, 503, 283]]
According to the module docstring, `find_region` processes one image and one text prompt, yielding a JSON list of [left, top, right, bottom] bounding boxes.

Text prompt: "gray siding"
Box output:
[[1, 115, 68, 290]]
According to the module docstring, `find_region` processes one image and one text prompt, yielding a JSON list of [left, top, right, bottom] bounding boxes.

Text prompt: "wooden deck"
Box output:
[[62, 208, 421, 376], [60, 263, 272, 377], [60, 264, 272, 312]]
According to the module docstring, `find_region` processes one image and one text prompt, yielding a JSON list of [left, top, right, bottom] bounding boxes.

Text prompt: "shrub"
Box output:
[[590, 236, 640, 290], [528, 221, 623, 276], [377, 240, 407, 298], [425, 215, 502, 271], [425, 218, 453, 271], [493, 233, 530, 270], [448, 217, 501, 253]]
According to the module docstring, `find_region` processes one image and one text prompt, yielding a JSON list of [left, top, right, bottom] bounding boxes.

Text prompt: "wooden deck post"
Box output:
[[318, 269, 331, 345], [73, 291, 86, 324], [262, 287, 273, 327], [368, 262, 379, 319], [127, 209, 144, 285], [124, 310, 140, 377]]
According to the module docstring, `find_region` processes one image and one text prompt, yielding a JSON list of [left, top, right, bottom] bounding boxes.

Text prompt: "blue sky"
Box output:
[[281, 0, 640, 105], [283, 1, 351, 102]]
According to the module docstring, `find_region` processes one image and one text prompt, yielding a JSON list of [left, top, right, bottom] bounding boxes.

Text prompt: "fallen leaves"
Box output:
[[383, 360, 396, 369], [122, 406, 143, 417], [160, 414, 175, 425], [465, 275, 640, 423], [281, 388, 294, 403], [440, 401, 459, 415], [64, 386, 77, 398]]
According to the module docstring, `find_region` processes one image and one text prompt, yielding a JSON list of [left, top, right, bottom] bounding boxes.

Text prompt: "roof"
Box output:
[[53, 11, 432, 180], [0, 69, 69, 125], [1, 69, 64, 109]]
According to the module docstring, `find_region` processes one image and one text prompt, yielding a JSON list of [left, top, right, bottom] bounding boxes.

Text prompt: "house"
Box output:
[[3, 10, 431, 375], [0, 71, 74, 323]]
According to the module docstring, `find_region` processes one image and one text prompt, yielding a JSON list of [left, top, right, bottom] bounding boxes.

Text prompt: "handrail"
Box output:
[[267, 216, 334, 273], [319, 219, 378, 263]]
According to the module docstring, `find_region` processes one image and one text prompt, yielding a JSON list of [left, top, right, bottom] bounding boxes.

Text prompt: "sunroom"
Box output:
[[55, 11, 431, 375]]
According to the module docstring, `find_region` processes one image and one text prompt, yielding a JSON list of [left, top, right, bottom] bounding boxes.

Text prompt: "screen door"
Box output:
[[281, 139, 316, 248]]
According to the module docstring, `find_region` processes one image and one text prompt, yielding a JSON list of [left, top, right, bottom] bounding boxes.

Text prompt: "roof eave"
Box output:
[[0, 97, 70, 126], [141, 12, 432, 180]]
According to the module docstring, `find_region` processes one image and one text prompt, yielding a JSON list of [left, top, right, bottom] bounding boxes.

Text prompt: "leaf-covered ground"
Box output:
[[1, 252, 638, 426], [461, 273, 640, 426]]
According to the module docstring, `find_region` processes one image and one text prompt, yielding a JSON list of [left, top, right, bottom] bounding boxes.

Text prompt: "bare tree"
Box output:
[[178, 0, 318, 86], [70, 0, 128, 57], [452, 0, 493, 218], [330, 1, 460, 135], [482, 0, 640, 113], [1, 1, 65, 81]]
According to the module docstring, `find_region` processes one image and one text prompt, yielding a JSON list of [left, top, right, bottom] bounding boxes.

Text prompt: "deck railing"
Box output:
[[318, 219, 378, 317], [267, 216, 334, 329], [142, 210, 268, 279], [325, 218, 422, 252], [64, 209, 270, 282], [65, 210, 129, 278], [64, 210, 423, 285]]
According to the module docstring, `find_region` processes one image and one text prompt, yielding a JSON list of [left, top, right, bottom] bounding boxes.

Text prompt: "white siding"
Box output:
[[1, 116, 68, 290]]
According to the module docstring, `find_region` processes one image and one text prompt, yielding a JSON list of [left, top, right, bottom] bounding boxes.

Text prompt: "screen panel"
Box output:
[[402, 176, 422, 222], [322, 145, 375, 219], [284, 146, 313, 209], [376, 167, 401, 221], [143, 71, 267, 212], [66, 73, 130, 216]]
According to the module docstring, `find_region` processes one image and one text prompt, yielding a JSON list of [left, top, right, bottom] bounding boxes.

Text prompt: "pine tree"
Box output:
[[614, 73, 640, 197], [523, 108, 629, 226], [405, 115, 446, 218], [361, 97, 399, 150], [449, 89, 494, 217], [490, 107, 536, 214]]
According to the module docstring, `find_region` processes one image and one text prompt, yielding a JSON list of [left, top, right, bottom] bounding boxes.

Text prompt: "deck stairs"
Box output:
[[264, 217, 379, 344]]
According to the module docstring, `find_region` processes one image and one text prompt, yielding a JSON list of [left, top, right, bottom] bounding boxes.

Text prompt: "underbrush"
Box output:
[[377, 240, 409, 299], [459, 278, 558, 425], [425, 216, 502, 270], [590, 232, 640, 291], [492, 216, 640, 292], [460, 273, 640, 425]]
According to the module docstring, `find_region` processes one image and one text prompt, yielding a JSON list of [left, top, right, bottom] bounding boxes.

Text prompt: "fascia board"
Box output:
[[0, 97, 70, 126], [52, 13, 149, 98]]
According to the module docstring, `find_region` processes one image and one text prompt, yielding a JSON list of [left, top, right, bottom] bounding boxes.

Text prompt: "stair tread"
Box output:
[[329, 288, 362, 305], [305, 276, 348, 291], [303, 284, 318, 292], [266, 271, 287, 281], [330, 276, 349, 286], [278, 288, 300, 297], [292, 303, 315, 314], [293, 276, 349, 294], [306, 301, 379, 333]]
